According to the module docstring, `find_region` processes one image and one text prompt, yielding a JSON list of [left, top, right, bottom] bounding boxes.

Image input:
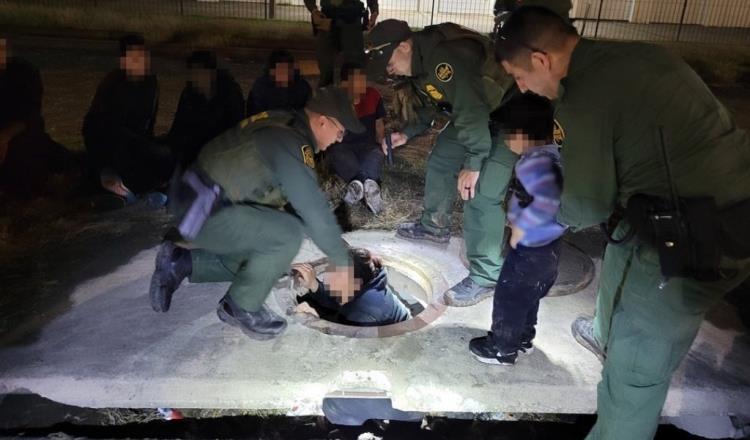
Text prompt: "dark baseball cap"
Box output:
[[365, 19, 412, 78], [306, 87, 365, 134]]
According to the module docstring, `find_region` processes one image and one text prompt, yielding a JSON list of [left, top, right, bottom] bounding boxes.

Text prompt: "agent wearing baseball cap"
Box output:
[[149, 87, 365, 340]]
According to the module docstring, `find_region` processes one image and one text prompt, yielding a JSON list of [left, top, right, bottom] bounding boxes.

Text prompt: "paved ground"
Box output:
[[0, 230, 747, 423], [0, 33, 749, 438]]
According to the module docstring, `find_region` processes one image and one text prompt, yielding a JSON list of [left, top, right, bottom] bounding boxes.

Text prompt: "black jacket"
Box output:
[[246, 72, 311, 117], [167, 69, 245, 166], [82, 69, 159, 170]]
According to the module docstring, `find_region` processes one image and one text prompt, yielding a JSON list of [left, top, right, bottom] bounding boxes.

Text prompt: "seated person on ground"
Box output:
[[246, 50, 312, 116], [82, 34, 173, 205], [165, 50, 245, 167], [292, 248, 411, 326], [469, 92, 566, 366], [326, 63, 386, 214], [0, 37, 80, 200]]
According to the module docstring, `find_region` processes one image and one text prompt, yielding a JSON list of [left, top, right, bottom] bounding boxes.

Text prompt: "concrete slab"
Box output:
[[0, 231, 748, 419]]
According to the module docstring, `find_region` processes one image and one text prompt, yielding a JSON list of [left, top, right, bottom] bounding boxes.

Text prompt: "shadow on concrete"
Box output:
[[0, 392, 714, 440], [684, 302, 750, 394], [0, 204, 172, 347]]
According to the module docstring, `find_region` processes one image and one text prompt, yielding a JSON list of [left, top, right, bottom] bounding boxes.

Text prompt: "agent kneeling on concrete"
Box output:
[[148, 87, 366, 341], [292, 247, 411, 326]]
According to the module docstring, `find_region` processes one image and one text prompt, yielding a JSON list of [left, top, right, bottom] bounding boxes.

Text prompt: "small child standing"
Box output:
[[470, 92, 566, 366]]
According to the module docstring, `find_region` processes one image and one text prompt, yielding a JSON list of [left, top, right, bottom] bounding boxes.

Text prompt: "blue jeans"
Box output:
[[326, 141, 384, 183], [490, 239, 561, 354], [340, 289, 411, 326]]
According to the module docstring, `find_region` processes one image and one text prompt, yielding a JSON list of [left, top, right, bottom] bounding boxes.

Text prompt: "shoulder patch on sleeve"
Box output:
[[240, 111, 271, 129], [553, 119, 565, 147], [435, 63, 454, 82], [425, 84, 444, 101], [250, 111, 270, 122], [301, 144, 316, 168]]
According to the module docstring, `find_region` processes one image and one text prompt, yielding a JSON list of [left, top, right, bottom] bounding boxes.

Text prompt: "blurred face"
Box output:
[[120, 46, 150, 78], [0, 39, 7, 70], [342, 68, 367, 99], [271, 62, 292, 87], [189, 67, 215, 97], [386, 41, 413, 76], [501, 53, 559, 99], [505, 130, 532, 155], [310, 113, 345, 150]]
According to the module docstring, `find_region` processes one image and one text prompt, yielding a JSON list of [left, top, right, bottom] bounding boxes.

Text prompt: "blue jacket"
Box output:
[[303, 269, 411, 326]]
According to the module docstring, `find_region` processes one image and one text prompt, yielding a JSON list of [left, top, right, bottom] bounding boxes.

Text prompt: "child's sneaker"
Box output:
[[469, 336, 518, 366], [520, 340, 534, 355], [486, 332, 534, 355]]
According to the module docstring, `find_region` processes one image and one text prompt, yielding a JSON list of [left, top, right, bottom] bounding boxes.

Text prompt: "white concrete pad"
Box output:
[[0, 231, 747, 418]]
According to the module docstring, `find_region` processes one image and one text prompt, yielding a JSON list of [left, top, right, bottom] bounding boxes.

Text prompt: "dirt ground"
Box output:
[[1, 36, 749, 439]]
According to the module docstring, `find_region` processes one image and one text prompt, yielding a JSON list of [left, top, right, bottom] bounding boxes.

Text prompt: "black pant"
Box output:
[[490, 239, 561, 354], [86, 132, 174, 195], [325, 141, 384, 182], [0, 128, 80, 199]]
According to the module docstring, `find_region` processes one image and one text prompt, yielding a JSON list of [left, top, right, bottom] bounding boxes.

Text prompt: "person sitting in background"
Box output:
[[246, 50, 312, 116], [165, 50, 245, 167], [0, 37, 80, 200], [293, 247, 411, 326], [469, 92, 565, 366], [82, 34, 173, 206], [326, 63, 386, 214]]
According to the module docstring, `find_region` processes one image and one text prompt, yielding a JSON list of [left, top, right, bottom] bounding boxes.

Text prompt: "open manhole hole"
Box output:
[[273, 256, 447, 339]]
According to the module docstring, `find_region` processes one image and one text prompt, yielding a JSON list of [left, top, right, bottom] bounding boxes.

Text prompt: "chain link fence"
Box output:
[[4, 0, 750, 44]]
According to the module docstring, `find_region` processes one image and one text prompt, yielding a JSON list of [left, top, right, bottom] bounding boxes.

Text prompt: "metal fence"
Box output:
[[5, 0, 750, 45]]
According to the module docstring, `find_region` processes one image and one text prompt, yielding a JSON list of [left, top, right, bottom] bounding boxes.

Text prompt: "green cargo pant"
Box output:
[[587, 228, 750, 440], [316, 22, 365, 87], [188, 204, 304, 312], [419, 126, 516, 286]]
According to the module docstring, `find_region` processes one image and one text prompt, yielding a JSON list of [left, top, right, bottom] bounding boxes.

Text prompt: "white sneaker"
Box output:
[[343, 180, 364, 205], [363, 179, 384, 214]]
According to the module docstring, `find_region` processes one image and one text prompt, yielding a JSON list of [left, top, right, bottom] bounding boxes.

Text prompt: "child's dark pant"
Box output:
[[490, 239, 561, 354]]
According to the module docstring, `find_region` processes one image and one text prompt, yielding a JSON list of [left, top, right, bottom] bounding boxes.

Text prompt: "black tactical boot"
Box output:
[[396, 222, 450, 244], [216, 295, 287, 340], [149, 241, 192, 313]]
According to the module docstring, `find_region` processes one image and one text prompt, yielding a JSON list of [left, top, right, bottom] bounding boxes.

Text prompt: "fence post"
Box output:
[[580, 2, 591, 36], [269, 0, 276, 19], [594, 0, 604, 38], [179, 0, 184, 16], [676, 0, 688, 42], [430, 0, 436, 26]]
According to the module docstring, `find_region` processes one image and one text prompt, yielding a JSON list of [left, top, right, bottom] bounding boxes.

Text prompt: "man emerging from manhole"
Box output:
[[292, 248, 413, 326]]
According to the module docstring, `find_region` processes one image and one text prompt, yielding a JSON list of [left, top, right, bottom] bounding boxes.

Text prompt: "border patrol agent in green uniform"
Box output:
[[148, 87, 365, 341], [306, 0, 378, 87], [366, 19, 518, 306], [496, 7, 750, 439]]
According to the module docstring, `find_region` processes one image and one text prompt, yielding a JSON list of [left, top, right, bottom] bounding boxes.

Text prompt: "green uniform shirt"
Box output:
[[304, 0, 378, 14], [555, 38, 750, 230], [405, 24, 514, 171], [196, 110, 350, 266]]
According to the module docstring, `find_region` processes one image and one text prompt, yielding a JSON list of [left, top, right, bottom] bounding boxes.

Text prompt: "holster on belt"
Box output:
[[167, 166, 224, 241]]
